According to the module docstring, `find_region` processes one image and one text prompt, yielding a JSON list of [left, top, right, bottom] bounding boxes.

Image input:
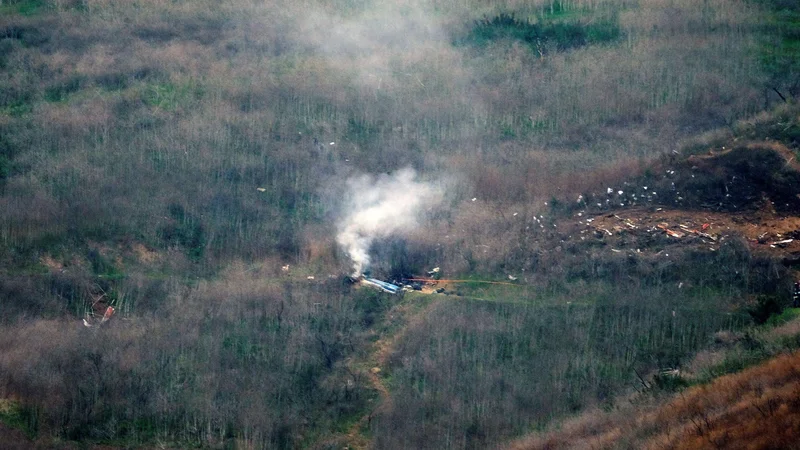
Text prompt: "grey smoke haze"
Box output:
[[337, 168, 443, 276], [297, 1, 468, 92]]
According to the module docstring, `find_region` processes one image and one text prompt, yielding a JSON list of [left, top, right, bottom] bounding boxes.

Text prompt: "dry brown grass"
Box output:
[[507, 350, 800, 450]]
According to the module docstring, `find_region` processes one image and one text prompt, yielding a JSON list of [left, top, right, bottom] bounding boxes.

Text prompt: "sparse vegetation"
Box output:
[[507, 311, 800, 449], [0, 0, 799, 448]]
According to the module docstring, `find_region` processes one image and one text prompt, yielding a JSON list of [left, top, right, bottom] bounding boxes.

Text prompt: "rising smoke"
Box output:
[[337, 168, 443, 276]]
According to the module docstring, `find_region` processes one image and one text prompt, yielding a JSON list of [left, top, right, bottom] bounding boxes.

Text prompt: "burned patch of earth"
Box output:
[[569, 204, 800, 274]]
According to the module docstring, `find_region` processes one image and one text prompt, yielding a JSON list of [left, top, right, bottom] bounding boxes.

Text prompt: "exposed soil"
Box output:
[[543, 141, 800, 283], [575, 205, 800, 264]]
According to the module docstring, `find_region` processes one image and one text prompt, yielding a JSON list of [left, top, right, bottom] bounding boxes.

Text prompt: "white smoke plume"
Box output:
[[337, 168, 443, 276]]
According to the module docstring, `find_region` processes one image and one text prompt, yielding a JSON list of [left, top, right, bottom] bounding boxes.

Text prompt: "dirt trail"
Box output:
[[307, 296, 442, 450], [337, 296, 441, 450]]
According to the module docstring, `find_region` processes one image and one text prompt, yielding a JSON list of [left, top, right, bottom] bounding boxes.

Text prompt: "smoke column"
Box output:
[[337, 168, 443, 276]]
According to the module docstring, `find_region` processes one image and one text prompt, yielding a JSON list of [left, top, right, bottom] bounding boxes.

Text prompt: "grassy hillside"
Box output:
[[0, 0, 799, 448], [508, 309, 800, 449]]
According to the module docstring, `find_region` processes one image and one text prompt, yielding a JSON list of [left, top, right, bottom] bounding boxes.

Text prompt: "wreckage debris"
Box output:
[[361, 277, 401, 294], [83, 306, 115, 328], [770, 239, 794, 248]]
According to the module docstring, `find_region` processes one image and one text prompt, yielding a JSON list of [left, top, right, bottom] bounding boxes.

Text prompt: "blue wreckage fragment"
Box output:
[[362, 277, 401, 294]]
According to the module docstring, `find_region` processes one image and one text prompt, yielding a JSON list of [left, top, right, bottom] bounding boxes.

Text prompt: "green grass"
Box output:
[[44, 76, 85, 103], [0, 399, 38, 440], [459, 12, 621, 53], [758, 0, 800, 100], [0, 100, 33, 117], [141, 80, 205, 112], [0, 0, 45, 16], [767, 307, 800, 326]]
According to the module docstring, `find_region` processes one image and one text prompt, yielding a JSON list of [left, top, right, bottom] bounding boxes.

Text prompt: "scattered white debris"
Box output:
[[329, 142, 335, 145], [618, 190, 623, 195], [256, 187, 266, 192], [508, 275, 518, 281], [281, 265, 290, 272], [307, 276, 315, 280], [471, 198, 477, 202], [607, 187, 613, 194], [771, 239, 794, 247]]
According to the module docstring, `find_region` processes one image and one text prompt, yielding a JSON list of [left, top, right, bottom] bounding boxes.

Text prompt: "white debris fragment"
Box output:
[[607, 188, 613, 194], [618, 190, 623, 195], [329, 142, 335, 145], [471, 198, 477, 202], [257, 187, 266, 192]]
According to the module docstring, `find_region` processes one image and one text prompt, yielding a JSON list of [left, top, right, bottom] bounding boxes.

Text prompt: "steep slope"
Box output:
[[507, 318, 800, 450]]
